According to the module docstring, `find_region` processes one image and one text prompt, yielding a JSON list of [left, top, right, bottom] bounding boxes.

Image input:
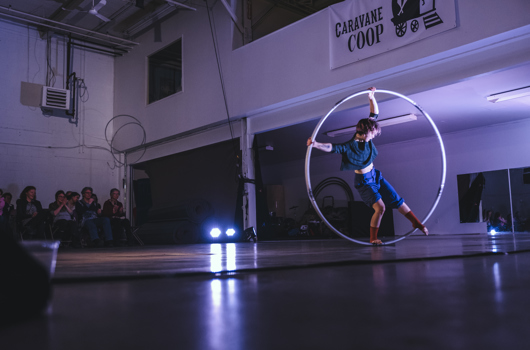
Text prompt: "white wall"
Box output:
[[110, 0, 530, 234], [229, 0, 530, 122], [262, 118, 530, 235], [0, 20, 120, 206], [113, 5, 234, 151], [114, 0, 530, 154]]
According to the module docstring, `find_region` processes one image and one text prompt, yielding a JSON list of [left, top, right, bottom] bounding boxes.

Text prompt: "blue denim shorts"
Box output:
[[354, 169, 404, 209]]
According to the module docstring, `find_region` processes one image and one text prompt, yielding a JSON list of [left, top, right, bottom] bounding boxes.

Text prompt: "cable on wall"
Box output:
[[206, 0, 245, 183], [205, 1, 237, 146], [104, 115, 147, 169]]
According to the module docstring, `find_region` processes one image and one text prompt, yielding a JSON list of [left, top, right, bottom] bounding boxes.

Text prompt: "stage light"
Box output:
[[226, 228, 236, 236], [490, 229, 497, 235], [210, 228, 221, 238]]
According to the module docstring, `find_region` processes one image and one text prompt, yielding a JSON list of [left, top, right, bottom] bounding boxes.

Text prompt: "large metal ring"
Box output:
[[305, 89, 446, 245]]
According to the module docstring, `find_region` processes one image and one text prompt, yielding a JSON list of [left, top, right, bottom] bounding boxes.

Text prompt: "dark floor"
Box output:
[[2, 233, 530, 349]]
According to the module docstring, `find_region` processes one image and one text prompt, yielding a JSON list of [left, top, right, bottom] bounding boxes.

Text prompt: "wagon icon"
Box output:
[[391, 0, 444, 37]]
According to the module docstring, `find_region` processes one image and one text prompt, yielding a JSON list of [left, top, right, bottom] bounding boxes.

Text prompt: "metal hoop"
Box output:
[[305, 90, 447, 245]]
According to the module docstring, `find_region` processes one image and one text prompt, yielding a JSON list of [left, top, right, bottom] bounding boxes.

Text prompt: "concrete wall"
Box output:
[[0, 20, 120, 206]]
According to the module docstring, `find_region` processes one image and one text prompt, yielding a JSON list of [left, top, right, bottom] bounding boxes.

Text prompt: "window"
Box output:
[[148, 38, 182, 104]]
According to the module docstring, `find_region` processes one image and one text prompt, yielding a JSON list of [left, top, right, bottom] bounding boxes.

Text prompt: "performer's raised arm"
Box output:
[[307, 138, 332, 152], [368, 87, 379, 117]]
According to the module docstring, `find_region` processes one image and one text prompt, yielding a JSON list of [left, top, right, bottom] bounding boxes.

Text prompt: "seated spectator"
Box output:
[[91, 193, 102, 212], [491, 212, 508, 232], [16, 186, 46, 239], [49, 190, 79, 245], [0, 189, 5, 235], [103, 188, 132, 245], [1, 193, 15, 236], [483, 210, 493, 231], [76, 187, 113, 247]]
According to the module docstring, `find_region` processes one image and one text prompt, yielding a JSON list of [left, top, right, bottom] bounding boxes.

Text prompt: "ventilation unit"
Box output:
[[41, 87, 70, 110]]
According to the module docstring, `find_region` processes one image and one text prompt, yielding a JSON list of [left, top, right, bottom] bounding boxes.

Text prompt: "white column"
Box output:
[[240, 118, 257, 231]]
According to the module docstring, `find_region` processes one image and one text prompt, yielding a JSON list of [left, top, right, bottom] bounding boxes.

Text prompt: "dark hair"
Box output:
[[356, 117, 381, 136], [81, 187, 93, 194], [67, 192, 80, 200], [0, 189, 3, 196], [20, 186, 36, 200], [55, 190, 66, 200], [91, 193, 98, 204], [3, 192, 12, 199], [110, 188, 120, 196]]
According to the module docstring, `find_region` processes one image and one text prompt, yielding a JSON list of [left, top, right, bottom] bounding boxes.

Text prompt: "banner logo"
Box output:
[[329, 0, 456, 69]]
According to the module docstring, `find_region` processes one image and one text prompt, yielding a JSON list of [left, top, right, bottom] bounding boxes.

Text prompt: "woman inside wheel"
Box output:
[[307, 87, 428, 245]]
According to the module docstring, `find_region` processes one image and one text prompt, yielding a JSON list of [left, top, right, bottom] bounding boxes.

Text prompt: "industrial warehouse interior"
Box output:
[[1, 0, 530, 349]]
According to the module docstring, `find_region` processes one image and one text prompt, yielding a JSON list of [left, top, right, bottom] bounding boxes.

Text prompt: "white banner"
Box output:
[[329, 0, 456, 69]]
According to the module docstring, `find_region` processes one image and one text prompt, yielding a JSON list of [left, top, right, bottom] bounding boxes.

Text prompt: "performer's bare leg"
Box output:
[[370, 199, 385, 245]]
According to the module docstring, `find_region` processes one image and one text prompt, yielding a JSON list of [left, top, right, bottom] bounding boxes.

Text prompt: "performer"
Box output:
[[307, 87, 428, 244]]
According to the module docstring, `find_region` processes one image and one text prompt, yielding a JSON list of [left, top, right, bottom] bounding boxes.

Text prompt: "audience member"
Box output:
[[0, 232, 51, 326], [491, 212, 508, 232], [0, 189, 5, 235], [91, 193, 102, 212], [16, 186, 46, 239], [76, 187, 113, 247], [49, 190, 78, 244], [102, 188, 132, 245], [483, 210, 493, 231], [1, 193, 14, 236]]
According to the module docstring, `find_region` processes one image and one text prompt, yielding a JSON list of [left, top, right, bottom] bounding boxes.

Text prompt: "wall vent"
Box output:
[[41, 87, 70, 110]]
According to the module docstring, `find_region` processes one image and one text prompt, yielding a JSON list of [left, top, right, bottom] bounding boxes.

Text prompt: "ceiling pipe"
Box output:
[[0, 5, 138, 49]]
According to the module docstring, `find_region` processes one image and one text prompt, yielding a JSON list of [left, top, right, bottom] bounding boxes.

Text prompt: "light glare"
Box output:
[[210, 228, 221, 238], [226, 228, 236, 236]]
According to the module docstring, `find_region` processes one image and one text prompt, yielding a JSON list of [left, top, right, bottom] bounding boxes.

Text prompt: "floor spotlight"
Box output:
[[226, 228, 236, 236], [210, 228, 221, 238]]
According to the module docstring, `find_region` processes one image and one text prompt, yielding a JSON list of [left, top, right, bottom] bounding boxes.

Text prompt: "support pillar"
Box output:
[[240, 118, 257, 233]]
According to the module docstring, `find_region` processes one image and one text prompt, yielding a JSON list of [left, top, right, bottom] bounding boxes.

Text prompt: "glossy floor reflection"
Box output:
[[53, 233, 530, 280], [2, 233, 530, 349]]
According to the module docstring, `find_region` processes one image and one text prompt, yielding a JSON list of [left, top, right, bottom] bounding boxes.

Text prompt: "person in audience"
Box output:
[[103, 188, 132, 245], [16, 186, 46, 239], [49, 190, 78, 244], [490, 212, 507, 232], [483, 210, 493, 231], [91, 193, 102, 213], [0, 189, 5, 235], [0, 231, 51, 326], [0, 190, 4, 236], [1, 192, 14, 237], [68, 192, 80, 206], [76, 187, 113, 247]]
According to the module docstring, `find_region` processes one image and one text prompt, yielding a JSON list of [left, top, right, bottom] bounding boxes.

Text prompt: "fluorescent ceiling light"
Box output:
[[325, 114, 418, 137], [487, 86, 530, 103]]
